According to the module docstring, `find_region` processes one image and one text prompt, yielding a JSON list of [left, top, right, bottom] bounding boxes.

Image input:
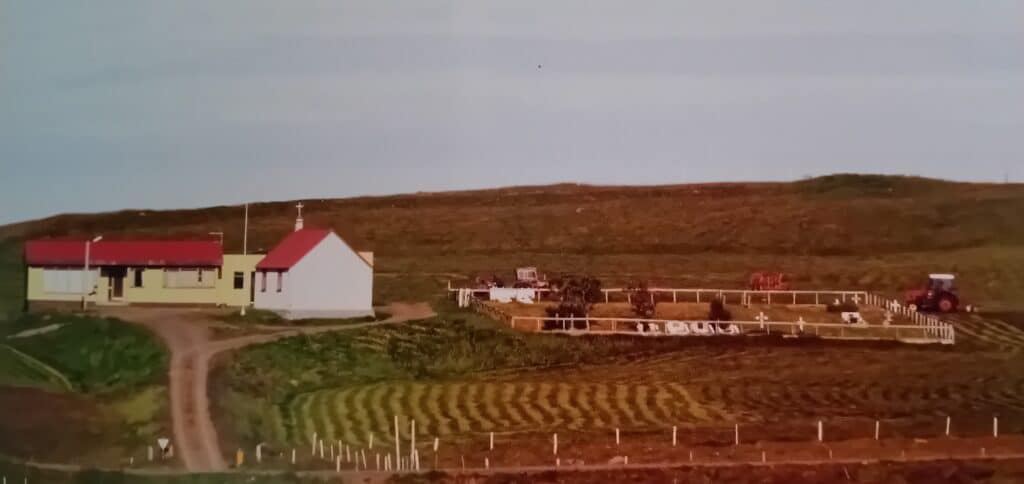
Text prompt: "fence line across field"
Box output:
[[449, 282, 868, 305], [453, 284, 955, 345], [508, 315, 954, 344]]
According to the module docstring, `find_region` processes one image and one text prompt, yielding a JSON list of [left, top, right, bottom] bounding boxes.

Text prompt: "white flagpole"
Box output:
[[240, 203, 249, 316]]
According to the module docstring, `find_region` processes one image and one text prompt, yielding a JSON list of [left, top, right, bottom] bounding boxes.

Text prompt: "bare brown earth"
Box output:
[[97, 302, 434, 473]]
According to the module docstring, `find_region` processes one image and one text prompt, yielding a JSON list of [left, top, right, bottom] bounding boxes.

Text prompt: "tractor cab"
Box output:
[[904, 273, 960, 313], [927, 274, 955, 292]]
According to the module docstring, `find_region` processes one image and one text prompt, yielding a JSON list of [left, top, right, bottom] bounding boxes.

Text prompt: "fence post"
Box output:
[[672, 426, 677, 446], [818, 421, 823, 442], [875, 420, 879, 440], [994, 417, 999, 437], [946, 416, 951, 436], [734, 424, 739, 445]]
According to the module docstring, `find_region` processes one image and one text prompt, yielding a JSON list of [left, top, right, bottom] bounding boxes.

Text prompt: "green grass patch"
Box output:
[[0, 239, 24, 321], [0, 345, 73, 391], [4, 313, 168, 394]]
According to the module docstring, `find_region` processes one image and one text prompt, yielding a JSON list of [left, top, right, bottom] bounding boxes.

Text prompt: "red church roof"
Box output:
[[25, 240, 223, 267], [255, 228, 331, 270]]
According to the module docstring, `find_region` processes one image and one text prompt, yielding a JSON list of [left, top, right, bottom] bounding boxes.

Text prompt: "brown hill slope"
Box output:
[[3, 174, 1023, 255], [2, 174, 1023, 306]]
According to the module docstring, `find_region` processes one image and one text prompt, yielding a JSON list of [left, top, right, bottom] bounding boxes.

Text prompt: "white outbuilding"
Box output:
[[253, 214, 374, 319]]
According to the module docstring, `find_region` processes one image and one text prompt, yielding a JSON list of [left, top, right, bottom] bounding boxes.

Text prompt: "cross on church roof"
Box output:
[[296, 202, 304, 217]]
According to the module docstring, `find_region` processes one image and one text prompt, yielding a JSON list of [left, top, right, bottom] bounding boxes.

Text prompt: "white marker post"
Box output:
[[394, 416, 401, 469], [291, 449, 296, 465], [490, 431, 494, 450], [615, 428, 620, 445], [946, 416, 951, 437], [994, 416, 999, 437], [312, 432, 317, 456], [410, 420, 416, 464], [734, 424, 739, 446], [553, 433, 558, 455], [818, 421, 824, 442], [875, 420, 880, 440], [672, 426, 677, 447]]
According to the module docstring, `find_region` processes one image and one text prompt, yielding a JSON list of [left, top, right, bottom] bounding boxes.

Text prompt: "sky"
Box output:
[[1, 1, 1022, 225]]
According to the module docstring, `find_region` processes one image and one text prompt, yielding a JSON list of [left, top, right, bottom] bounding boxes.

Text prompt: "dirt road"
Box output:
[[101, 302, 434, 472]]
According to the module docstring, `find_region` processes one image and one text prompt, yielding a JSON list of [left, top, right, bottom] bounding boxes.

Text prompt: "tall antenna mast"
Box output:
[[243, 203, 249, 255]]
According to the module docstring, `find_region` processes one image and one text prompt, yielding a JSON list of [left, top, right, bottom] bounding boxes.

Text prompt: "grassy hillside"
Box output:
[[2, 174, 1023, 306]]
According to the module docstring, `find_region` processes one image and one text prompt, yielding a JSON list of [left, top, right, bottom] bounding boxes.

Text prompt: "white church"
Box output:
[[253, 204, 375, 319]]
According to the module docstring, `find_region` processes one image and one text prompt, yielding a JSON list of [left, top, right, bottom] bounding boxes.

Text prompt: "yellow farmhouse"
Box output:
[[24, 239, 263, 309]]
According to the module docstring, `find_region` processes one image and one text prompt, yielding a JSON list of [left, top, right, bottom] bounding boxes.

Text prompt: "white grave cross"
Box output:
[[756, 312, 768, 329]]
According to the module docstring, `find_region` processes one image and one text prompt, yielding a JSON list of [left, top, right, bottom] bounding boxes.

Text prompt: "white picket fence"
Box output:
[[862, 293, 955, 344], [451, 283, 956, 344], [510, 315, 952, 344]]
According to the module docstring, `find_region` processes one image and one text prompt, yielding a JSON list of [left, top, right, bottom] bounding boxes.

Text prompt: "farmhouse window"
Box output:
[[276, 271, 284, 292], [260, 271, 267, 292], [133, 268, 144, 288], [164, 268, 216, 288], [42, 267, 97, 294], [233, 272, 244, 290]]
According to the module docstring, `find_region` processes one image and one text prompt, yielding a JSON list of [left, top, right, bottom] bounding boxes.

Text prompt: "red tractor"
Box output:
[[904, 274, 963, 313]]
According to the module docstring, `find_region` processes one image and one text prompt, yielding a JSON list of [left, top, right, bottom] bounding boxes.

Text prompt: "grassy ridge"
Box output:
[[4, 175, 1022, 256]]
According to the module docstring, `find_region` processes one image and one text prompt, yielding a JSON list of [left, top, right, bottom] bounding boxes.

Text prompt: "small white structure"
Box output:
[[488, 287, 536, 304], [666, 321, 690, 336], [253, 207, 374, 319], [841, 312, 867, 326]]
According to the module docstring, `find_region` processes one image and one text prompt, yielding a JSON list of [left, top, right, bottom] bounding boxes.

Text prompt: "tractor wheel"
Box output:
[[938, 296, 956, 313]]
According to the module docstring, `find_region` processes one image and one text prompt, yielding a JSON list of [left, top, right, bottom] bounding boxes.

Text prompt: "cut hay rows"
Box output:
[[283, 380, 735, 445]]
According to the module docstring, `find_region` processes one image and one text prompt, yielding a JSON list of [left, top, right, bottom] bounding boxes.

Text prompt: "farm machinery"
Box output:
[[904, 273, 973, 313], [749, 272, 790, 291], [472, 266, 549, 289]]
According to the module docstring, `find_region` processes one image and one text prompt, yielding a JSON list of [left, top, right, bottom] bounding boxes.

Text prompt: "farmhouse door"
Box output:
[[102, 266, 127, 300], [111, 275, 124, 299]]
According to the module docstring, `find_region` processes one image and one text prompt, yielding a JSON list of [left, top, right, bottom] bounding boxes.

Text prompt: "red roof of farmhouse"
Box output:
[[24, 240, 223, 267], [255, 228, 331, 270]]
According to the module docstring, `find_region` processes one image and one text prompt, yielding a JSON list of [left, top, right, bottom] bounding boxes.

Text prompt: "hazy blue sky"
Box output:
[[2, 1, 1022, 225]]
